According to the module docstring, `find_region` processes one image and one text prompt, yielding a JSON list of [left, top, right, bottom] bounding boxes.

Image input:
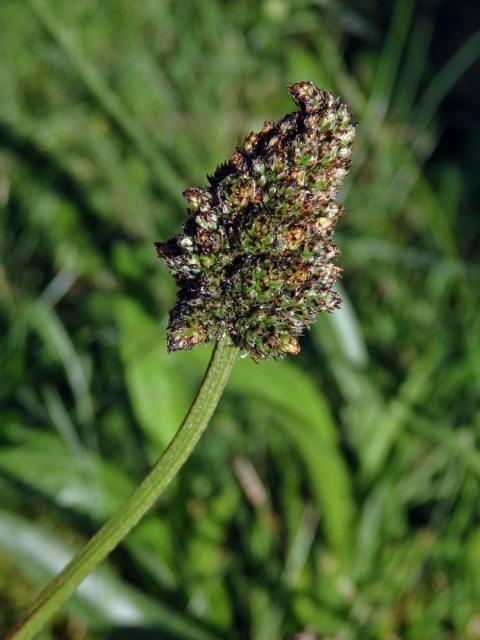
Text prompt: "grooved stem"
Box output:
[[6, 339, 238, 640]]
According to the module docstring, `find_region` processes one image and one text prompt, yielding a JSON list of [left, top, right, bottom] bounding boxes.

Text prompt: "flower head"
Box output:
[[155, 81, 356, 360]]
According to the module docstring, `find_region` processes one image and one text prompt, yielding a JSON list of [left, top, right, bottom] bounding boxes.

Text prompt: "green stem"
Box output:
[[7, 339, 238, 640]]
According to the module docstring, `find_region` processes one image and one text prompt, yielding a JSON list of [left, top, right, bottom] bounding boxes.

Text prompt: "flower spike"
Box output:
[[155, 81, 356, 360]]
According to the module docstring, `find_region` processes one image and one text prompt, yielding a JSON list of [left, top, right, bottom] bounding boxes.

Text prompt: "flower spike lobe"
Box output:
[[155, 81, 356, 360]]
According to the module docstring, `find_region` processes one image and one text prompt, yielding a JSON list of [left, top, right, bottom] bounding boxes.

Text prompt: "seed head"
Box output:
[[155, 81, 356, 360]]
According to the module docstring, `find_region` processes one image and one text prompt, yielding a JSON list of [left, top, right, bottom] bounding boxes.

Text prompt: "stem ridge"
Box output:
[[7, 339, 238, 640]]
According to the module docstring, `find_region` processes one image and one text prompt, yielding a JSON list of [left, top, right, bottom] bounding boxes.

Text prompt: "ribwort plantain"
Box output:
[[156, 81, 356, 360]]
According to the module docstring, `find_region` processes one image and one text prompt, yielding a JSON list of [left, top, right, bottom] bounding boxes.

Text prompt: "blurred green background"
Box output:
[[1, 0, 479, 638]]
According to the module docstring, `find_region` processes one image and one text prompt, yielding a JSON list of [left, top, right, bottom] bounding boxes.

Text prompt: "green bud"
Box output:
[[155, 81, 356, 360]]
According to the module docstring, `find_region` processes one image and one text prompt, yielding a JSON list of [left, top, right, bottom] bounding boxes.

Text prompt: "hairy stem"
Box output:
[[7, 338, 238, 640]]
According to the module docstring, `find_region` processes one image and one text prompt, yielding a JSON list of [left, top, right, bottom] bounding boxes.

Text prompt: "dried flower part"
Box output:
[[155, 81, 356, 360]]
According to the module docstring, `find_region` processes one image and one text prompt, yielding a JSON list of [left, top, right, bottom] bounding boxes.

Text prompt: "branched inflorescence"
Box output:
[[155, 81, 356, 360]]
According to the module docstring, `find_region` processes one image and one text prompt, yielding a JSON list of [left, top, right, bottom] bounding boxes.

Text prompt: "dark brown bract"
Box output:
[[155, 81, 356, 360]]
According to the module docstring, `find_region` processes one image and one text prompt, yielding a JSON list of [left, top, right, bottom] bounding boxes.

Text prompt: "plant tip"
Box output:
[[155, 81, 356, 360]]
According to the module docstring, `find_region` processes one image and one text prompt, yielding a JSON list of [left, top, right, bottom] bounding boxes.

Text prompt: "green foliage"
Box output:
[[1, 0, 479, 638]]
